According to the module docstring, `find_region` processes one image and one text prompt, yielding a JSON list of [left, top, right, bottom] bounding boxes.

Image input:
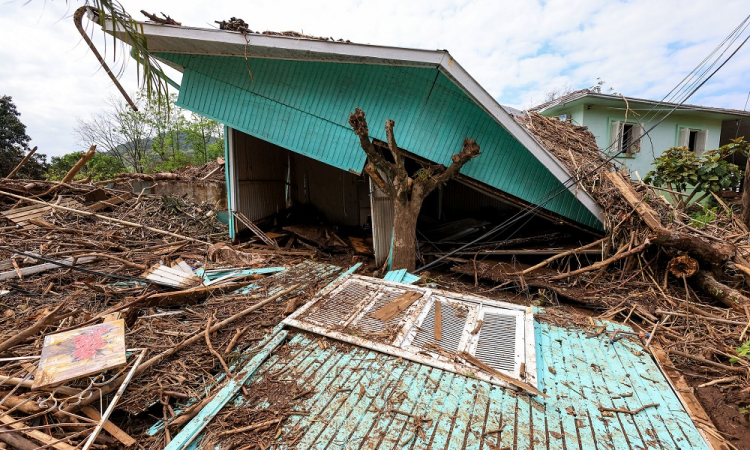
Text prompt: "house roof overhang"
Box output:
[[537, 91, 750, 121], [98, 16, 604, 229]]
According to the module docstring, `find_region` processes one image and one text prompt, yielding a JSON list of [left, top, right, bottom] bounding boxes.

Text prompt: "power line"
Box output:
[[416, 18, 750, 273]]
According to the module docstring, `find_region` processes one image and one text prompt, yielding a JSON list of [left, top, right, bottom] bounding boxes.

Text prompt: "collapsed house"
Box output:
[[1, 10, 749, 450], [102, 12, 605, 266]]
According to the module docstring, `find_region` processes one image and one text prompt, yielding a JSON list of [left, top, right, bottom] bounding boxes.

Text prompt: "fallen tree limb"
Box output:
[[655, 310, 747, 326], [549, 240, 650, 280], [694, 270, 750, 314], [0, 429, 39, 450], [508, 237, 607, 276], [606, 172, 735, 267], [130, 280, 257, 307], [0, 303, 77, 353], [667, 349, 747, 373], [5, 146, 37, 179]]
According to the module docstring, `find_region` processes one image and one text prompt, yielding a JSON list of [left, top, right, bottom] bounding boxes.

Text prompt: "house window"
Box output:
[[609, 121, 643, 156], [678, 127, 708, 155]]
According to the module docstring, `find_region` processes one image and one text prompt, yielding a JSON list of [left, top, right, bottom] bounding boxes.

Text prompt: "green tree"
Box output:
[[185, 113, 224, 165], [47, 151, 125, 181], [644, 139, 749, 209], [0, 95, 47, 178]]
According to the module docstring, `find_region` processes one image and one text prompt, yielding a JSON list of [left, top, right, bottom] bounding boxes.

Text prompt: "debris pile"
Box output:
[[0, 171, 351, 448]]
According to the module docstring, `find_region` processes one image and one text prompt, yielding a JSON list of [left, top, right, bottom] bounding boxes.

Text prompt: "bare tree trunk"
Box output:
[[392, 199, 421, 271], [349, 108, 480, 272]]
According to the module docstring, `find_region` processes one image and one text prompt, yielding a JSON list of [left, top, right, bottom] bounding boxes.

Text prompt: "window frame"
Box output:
[[676, 125, 709, 155]]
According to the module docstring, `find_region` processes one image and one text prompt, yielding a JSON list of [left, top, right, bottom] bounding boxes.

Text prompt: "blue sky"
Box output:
[[0, 0, 748, 157]]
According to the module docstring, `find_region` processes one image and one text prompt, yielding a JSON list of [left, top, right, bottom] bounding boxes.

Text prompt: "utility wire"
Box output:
[[416, 21, 750, 274]]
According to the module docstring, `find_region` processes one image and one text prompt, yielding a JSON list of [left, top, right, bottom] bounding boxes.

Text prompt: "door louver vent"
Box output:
[[411, 300, 468, 353], [475, 312, 517, 373], [302, 281, 373, 327]]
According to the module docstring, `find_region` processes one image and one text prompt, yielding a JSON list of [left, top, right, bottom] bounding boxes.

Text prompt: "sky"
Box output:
[[1, 0, 749, 158]]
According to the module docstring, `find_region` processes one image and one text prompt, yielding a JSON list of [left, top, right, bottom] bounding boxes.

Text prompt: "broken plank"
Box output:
[[85, 193, 133, 212], [81, 406, 137, 447], [369, 291, 423, 322], [0, 414, 76, 450], [459, 351, 547, 397], [0, 256, 97, 281], [234, 211, 278, 247]]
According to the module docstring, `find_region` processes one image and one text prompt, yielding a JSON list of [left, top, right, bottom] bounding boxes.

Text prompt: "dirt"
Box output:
[[687, 376, 750, 449]]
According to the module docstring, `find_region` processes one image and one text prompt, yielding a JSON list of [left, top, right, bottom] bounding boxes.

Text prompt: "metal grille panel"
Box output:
[[411, 300, 470, 353], [302, 281, 373, 327], [475, 313, 517, 373]]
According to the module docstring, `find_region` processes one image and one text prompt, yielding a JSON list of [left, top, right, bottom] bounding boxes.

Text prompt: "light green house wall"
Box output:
[[548, 104, 723, 179]]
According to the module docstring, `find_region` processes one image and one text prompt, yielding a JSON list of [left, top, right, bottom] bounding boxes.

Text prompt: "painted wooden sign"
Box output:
[[32, 319, 127, 389]]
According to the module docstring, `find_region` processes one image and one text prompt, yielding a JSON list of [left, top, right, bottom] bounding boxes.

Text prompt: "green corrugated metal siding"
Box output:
[[158, 53, 600, 229]]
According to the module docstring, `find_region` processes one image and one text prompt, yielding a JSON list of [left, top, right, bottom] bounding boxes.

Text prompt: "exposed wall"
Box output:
[[579, 106, 723, 178], [232, 130, 289, 231], [130, 180, 227, 210], [289, 153, 367, 227]]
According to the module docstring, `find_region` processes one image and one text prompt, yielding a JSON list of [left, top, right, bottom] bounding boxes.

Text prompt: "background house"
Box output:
[[533, 89, 750, 179]]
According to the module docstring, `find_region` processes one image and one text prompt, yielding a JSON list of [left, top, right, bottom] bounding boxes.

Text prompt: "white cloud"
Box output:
[[0, 0, 748, 158]]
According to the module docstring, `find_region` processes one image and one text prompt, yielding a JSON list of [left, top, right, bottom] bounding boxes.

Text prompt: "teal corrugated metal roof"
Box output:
[[156, 53, 602, 229], [177, 317, 707, 449]]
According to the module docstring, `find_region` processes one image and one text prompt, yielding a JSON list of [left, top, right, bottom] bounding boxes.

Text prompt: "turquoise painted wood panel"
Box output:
[[156, 53, 601, 229], [173, 320, 706, 449]]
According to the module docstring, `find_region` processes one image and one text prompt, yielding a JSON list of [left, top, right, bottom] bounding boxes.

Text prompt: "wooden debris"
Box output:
[[434, 301, 442, 341], [369, 291, 423, 322], [85, 192, 133, 212], [131, 280, 255, 308], [140, 263, 203, 289], [1, 198, 83, 229], [667, 255, 699, 278], [459, 351, 547, 397], [234, 211, 278, 247], [5, 146, 37, 179], [80, 407, 137, 447]]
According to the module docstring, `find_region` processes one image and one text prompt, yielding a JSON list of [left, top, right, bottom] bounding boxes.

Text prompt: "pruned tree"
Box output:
[[348, 108, 481, 271]]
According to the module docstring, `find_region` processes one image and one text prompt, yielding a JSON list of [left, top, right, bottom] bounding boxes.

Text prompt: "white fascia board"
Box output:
[[437, 57, 604, 223], [107, 18, 603, 224], [106, 18, 446, 68]]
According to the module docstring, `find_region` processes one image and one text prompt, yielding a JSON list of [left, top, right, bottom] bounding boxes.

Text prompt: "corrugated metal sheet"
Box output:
[[196, 319, 707, 450], [157, 52, 601, 229], [370, 178, 394, 265], [232, 130, 288, 226]]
